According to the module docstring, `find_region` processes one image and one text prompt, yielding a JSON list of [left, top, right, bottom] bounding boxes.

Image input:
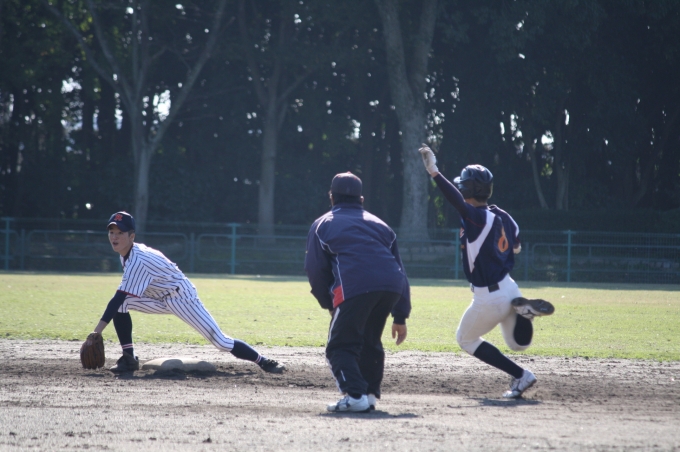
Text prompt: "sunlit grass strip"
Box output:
[[0, 273, 678, 360]]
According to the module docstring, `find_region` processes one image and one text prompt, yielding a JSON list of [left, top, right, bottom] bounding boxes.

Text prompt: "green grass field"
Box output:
[[1, 272, 678, 360]]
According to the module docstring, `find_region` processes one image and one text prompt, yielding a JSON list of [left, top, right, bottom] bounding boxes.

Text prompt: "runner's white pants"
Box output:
[[456, 274, 530, 355]]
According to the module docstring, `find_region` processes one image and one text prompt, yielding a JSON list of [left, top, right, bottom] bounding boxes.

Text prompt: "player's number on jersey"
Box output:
[[498, 227, 509, 253]]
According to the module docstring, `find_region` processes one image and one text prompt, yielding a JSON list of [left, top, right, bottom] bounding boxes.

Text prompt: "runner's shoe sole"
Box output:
[[511, 297, 555, 318]]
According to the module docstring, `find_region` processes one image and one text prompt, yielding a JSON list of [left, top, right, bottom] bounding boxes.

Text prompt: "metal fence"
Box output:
[[1, 217, 679, 284]]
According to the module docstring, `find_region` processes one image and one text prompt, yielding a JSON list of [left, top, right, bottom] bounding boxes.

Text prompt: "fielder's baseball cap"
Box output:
[[331, 172, 362, 197], [107, 211, 136, 232]]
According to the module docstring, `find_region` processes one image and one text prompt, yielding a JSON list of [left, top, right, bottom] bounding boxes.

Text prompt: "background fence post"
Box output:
[[229, 223, 237, 275], [189, 232, 195, 273], [566, 230, 573, 283], [524, 241, 529, 281], [20, 229, 25, 270], [453, 229, 460, 280], [2, 217, 12, 270]]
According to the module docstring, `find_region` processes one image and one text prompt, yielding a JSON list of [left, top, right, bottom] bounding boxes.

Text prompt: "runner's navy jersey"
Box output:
[[433, 174, 520, 287]]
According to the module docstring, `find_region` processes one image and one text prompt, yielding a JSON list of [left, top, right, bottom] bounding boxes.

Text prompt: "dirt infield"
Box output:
[[0, 339, 678, 451]]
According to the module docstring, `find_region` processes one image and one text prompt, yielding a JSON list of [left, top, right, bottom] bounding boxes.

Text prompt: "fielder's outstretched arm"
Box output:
[[91, 290, 128, 335]]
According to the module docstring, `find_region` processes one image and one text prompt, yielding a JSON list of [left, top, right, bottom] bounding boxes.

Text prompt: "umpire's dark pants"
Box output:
[[326, 291, 400, 399]]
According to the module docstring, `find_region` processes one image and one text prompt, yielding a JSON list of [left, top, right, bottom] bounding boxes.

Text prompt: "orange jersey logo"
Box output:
[[498, 226, 509, 253]]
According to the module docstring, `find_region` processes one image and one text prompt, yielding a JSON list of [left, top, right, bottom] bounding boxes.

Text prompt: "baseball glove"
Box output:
[[80, 332, 105, 369]]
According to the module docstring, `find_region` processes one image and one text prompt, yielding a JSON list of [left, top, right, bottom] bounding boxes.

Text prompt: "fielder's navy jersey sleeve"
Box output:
[[100, 290, 128, 323]]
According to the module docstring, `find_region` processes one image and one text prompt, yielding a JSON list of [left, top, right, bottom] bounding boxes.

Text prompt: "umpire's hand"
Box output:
[[392, 323, 407, 345]]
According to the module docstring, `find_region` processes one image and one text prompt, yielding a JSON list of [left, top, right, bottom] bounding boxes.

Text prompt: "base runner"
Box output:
[[84, 211, 285, 374], [418, 145, 554, 398]]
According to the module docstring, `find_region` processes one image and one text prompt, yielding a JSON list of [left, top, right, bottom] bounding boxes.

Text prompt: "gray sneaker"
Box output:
[[503, 369, 537, 398], [367, 394, 377, 411], [327, 395, 370, 413], [109, 354, 139, 373], [511, 297, 555, 320]]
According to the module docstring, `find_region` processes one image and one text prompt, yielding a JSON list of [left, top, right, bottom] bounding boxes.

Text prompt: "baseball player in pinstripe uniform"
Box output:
[[84, 211, 285, 374], [418, 145, 554, 398]]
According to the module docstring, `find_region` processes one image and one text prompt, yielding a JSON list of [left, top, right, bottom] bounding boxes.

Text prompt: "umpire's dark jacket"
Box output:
[[304, 202, 411, 323]]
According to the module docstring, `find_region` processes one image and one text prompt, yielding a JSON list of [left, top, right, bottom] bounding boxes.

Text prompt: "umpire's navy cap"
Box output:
[[331, 172, 362, 197], [107, 211, 135, 232]]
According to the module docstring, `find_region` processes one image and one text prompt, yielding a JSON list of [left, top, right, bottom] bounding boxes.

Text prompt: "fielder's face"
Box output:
[[108, 225, 135, 256]]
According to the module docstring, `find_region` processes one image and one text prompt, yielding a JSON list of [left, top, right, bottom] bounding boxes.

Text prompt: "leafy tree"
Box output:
[[374, 0, 438, 239], [614, 0, 680, 209], [235, 0, 352, 237], [0, 0, 78, 217], [44, 0, 230, 232]]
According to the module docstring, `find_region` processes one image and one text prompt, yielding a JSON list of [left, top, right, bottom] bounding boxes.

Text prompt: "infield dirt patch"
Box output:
[[0, 339, 678, 451]]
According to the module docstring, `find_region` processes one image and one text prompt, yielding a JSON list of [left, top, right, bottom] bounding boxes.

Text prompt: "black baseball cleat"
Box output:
[[258, 358, 286, 374], [511, 297, 555, 320], [109, 354, 139, 373]]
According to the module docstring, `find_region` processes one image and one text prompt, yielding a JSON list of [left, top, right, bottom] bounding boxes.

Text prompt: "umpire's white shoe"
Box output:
[[511, 297, 555, 320], [367, 394, 377, 411], [327, 395, 370, 413], [503, 369, 537, 399]]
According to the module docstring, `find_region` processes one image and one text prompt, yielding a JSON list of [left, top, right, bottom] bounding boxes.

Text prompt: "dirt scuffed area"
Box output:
[[0, 339, 678, 451]]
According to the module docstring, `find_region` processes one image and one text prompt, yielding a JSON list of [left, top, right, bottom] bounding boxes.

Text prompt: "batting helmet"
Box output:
[[453, 164, 493, 201]]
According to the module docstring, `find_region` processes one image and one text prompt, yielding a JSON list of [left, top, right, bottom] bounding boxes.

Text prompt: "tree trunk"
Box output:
[[258, 110, 279, 239], [97, 80, 118, 155], [130, 114, 151, 234], [375, 0, 437, 241], [529, 144, 549, 209], [132, 147, 152, 235], [46, 0, 228, 232], [554, 159, 567, 210], [398, 113, 429, 239], [238, 0, 310, 239], [0, 0, 4, 49], [81, 74, 95, 163], [522, 121, 549, 209], [5, 88, 23, 216], [631, 104, 680, 206], [553, 109, 569, 211], [359, 138, 375, 212], [352, 68, 386, 213]]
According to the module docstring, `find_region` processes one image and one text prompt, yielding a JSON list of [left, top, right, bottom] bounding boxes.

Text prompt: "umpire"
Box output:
[[305, 172, 411, 413]]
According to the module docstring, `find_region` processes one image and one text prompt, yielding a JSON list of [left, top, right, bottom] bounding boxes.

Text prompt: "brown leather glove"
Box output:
[[80, 332, 105, 369]]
